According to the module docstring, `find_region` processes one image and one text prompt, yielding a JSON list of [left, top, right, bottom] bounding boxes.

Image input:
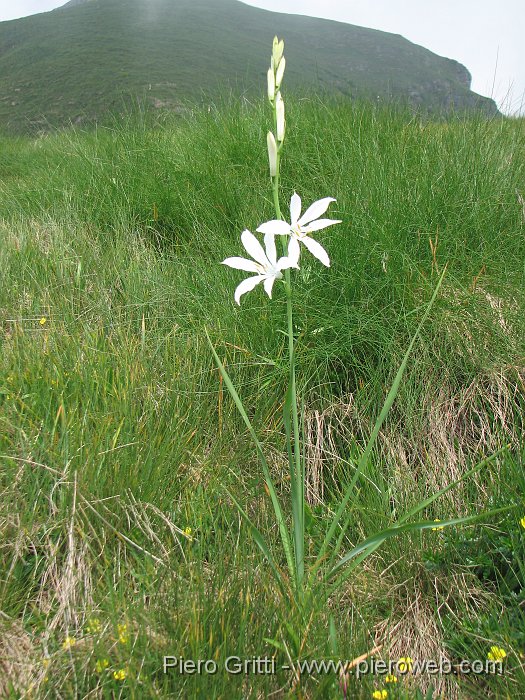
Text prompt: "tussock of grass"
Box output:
[[0, 100, 524, 698]]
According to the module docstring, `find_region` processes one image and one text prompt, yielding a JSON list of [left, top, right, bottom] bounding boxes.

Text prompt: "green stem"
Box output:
[[271, 105, 304, 596]]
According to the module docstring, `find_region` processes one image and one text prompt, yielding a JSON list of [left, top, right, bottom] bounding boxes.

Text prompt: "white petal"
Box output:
[[303, 218, 342, 233], [286, 237, 300, 266], [256, 220, 291, 236], [234, 275, 263, 305], [241, 230, 269, 267], [277, 254, 299, 271], [290, 192, 301, 226], [263, 275, 277, 298], [298, 197, 336, 226], [302, 236, 330, 267], [264, 232, 277, 265], [221, 257, 260, 273]]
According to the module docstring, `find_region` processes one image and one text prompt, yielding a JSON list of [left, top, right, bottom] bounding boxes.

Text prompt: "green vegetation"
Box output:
[[0, 0, 498, 135], [1, 99, 524, 698]]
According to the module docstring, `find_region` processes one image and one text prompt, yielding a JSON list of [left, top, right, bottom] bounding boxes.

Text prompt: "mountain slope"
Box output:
[[0, 0, 498, 133]]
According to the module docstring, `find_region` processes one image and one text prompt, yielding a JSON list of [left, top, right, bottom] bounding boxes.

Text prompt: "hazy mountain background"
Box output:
[[0, 0, 499, 133]]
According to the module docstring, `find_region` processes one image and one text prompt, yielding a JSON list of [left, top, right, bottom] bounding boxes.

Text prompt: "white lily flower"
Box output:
[[256, 192, 342, 267], [222, 230, 298, 305], [267, 131, 277, 177], [276, 93, 285, 142]]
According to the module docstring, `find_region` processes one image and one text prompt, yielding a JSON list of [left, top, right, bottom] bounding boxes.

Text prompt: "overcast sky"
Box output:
[[0, 0, 523, 115]]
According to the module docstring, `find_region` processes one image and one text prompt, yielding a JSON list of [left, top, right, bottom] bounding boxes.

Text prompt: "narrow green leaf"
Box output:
[[329, 615, 338, 656], [225, 488, 287, 595], [316, 268, 447, 567], [205, 328, 296, 585], [329, 506, 511, 592], [263, 637, 287, 653], [398, 444, 510, 524]]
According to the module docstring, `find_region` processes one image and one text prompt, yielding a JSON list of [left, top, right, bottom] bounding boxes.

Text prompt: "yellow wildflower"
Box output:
[[385, 674, 397, 683], [62, 636, 76, 650], [117, 623, 129, 644], [95, 658, 110, 673], [42, 658, 51, 669], [113, 668, 127, 681], [183, 526, 193, 537], [520, 516, 525, 529], [372, 691, 388, 700], [39, 317, 47, 326], [431, 519, 445, 531], [487, 646, 506, 662], [86, 618, 102, 634], [397, 657, 413, 673]]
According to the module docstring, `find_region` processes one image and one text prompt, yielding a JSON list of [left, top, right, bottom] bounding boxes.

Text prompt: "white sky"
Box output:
[[0, 0, 523, 115]]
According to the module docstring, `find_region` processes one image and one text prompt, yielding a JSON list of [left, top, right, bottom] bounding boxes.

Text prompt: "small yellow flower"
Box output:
[[487, 646, 507, 661], [372, 691, 388, 700], [117, 623, 129, 644], [397, 656, 413, 673], [113, 668, 127, 681], [183, 526, 192, 537], [432, 519, 445, 531], [62, 636, 76, 650], [42, 658, 51, 669], [95, 658, 110, 673], [385, 674, 397, 683], [86, 617, 102, 634], [520, 516, 525, 529], [39, 317, 47, 326]]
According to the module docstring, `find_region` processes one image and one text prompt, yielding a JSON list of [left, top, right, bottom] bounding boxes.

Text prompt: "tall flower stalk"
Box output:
[[267, 37, 305, 591], [208, 37, 509, 621]]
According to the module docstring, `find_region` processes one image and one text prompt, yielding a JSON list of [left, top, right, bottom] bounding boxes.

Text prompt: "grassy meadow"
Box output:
[[1, 98, 525, 698]]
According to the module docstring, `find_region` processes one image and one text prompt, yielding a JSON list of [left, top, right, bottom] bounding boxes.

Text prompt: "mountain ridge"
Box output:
[[0, 0, 499, 133]]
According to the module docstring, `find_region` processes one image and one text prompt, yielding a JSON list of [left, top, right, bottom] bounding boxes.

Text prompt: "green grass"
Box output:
[[0, 0, 499, 135], [0, 98, 524, 698]]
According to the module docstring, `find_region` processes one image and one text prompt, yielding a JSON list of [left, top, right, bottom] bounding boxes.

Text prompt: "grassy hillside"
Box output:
[[0, 99, 524, 698], [0, 0, 498, 134]]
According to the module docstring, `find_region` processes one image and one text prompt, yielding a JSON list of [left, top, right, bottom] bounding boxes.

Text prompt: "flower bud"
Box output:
[[272, 37, 284, 67], [276, 93, 285, 142], [267, 131, 277, 177], [275, 56, 285, 88], [267, 67, 275, 101]]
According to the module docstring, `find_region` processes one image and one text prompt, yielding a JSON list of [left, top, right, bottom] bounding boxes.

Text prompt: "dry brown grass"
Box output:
[[303, 363, 524, 512]]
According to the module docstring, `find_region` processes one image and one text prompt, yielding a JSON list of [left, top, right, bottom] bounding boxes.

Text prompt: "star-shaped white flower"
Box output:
[[222, 229, 298, 305], [256, 192, 341, 267]]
